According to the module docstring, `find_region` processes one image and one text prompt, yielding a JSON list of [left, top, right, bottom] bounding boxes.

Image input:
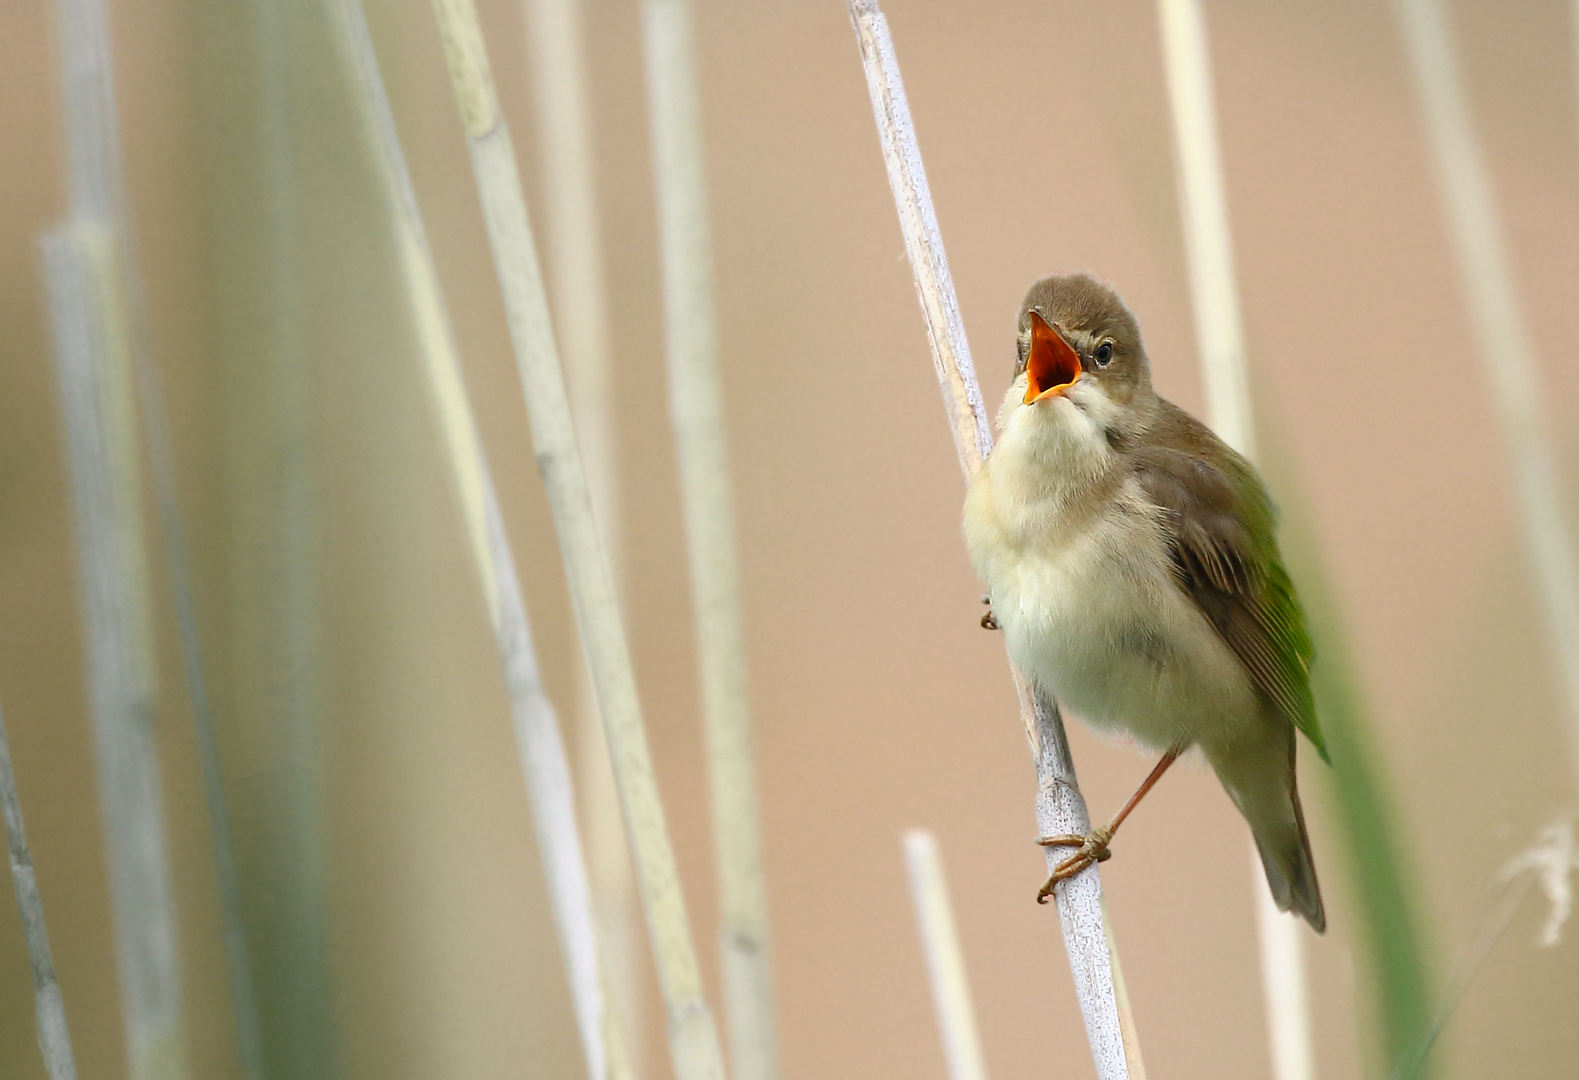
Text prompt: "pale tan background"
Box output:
[[1, 1, 1578, 1078]]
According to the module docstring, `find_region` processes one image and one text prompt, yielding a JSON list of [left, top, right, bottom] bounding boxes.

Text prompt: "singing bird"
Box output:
[[963, 273, 1326, 931]]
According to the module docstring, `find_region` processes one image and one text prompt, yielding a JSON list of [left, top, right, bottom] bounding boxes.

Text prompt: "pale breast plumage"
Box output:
[[964, 391, 1259, 755]]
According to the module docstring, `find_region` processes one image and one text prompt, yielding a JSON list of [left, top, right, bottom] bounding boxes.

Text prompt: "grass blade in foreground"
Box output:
[[328, 2, 628, 1074], [1154, 1, 1314, 1075], [846, 3, 1142, 1076], [1261, 469, 1433, 1076], [227, 4, 329, 1074], [903, 831, 988, 1080], [0, 699, 78, 1080], [639, 3, 780, 1078], [1302, 564, 1433, 1075], [427, 1, 728, 1076]]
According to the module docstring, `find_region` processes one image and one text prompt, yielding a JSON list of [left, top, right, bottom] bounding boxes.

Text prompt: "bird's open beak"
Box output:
[[1024, 311, 1082, 404]]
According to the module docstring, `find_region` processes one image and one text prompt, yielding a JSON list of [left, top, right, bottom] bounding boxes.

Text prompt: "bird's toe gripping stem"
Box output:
[[1033, 826, 1114, 903]]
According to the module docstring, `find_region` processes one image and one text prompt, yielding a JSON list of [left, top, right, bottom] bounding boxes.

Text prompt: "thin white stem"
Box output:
[[903, 831, 988, 1080], [523, 0, 619, 549], [1156, 0, 1254, 462], [1155, 3, 1315, 1077], [427, 3, 728, 1077], [846, 3, 1143, 1076], [520, 0, 644, 1065], [1254, 853, 1315, 1080], [329, 3, 628, 1077], [0, 699, 79, 1080], [638, 4, 779, 1079], [1394, 819, 1577, 1079], [1391, 865, 1538, 1080], [1394, 0, 1579, 785]]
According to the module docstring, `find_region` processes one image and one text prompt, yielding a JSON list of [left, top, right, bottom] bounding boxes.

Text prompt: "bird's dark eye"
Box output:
[[1094, 341, 1114, 367]]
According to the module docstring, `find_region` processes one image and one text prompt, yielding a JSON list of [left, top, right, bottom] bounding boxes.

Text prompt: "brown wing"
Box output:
[[1131, 409, 1325, 758]]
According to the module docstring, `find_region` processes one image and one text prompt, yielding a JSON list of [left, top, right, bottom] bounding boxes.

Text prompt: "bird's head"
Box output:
[[999, 273, 1157, 458]]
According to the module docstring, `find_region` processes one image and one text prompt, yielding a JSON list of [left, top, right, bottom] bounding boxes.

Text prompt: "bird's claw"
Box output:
[[979, 594, 999, 630], [1033, 827, 1114, 904]]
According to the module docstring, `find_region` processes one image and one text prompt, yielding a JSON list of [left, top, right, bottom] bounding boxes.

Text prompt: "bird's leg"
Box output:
[[980, 593, 999, 630], [1034, 747, 1182, 903]]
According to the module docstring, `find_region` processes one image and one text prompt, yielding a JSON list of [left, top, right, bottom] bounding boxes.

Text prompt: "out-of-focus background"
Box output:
[[2, 1, 1578, 1078]]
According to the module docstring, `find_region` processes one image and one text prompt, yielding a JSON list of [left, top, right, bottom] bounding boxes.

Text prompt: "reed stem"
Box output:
[[845, 3, 1142, 1075], [1393, 0, 1579, 786], [902, 831, 987, 1080], [49, 0, 266, 1074], [328, 3, 631, 1076], [427, 2, 729, 1075], [0, 698, 78, 1080], [1154, 2, 1314, 1076], [520, 0, 644, 1065], [42, 223, 187, 1080], [638, 4, 779, 1078]]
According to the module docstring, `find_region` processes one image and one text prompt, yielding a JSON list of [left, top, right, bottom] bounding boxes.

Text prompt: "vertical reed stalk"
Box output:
[[523, 0, 619, 546], [846, 4, 1142, 1076], [638, 4, 779, 1078], [426, 2, 729, 1076], [1254, 847, 1314, 1080], [48, 0, 266, 1074], [1393, 0, 1579, 782], [1390, 3, 1579, 1062], [0, 698, 79, 1080], [42, 223, 187, 1080], [902, 831, 987, 1080], [327, 3, 630, 1075], [1153, 2, 1313, 1077], [520, 0, 643, 1065]]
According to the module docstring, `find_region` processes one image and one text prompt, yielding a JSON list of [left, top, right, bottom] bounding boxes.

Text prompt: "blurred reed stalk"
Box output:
[[845, 4, 1144, 1077], [638, 3, 780, 1079], [426, 1, 729, 1076], [0, 698, 78, 1080], [1152, 2, 1313, 1077], [42, 223, 187, 1080], [902, 831, 987, 1080], [327, 3, 630, 1076], [1392, 0, 1579, 782], [519, 0, 645, 1068], [45, 14, 185, 1079], [1390, 0, 1579, 1067], [47, 1, 267, 1076]]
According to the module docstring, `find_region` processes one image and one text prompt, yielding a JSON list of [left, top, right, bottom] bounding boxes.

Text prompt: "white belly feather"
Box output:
[[963, 394, 1258, 754]]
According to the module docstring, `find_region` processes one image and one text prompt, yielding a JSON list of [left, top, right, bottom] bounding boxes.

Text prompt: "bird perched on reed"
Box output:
[[964, 273, 1326, 931]]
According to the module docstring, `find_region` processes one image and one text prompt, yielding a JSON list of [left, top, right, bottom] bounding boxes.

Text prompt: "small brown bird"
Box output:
[[963, 273, 1326, 931]]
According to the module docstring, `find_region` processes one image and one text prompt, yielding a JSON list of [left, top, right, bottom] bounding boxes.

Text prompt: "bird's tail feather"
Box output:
[[1210, 727, 1326, 933]]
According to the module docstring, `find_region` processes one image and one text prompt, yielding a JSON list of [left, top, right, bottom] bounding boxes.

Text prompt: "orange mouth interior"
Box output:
[[1024, 311, 1082, 404]]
